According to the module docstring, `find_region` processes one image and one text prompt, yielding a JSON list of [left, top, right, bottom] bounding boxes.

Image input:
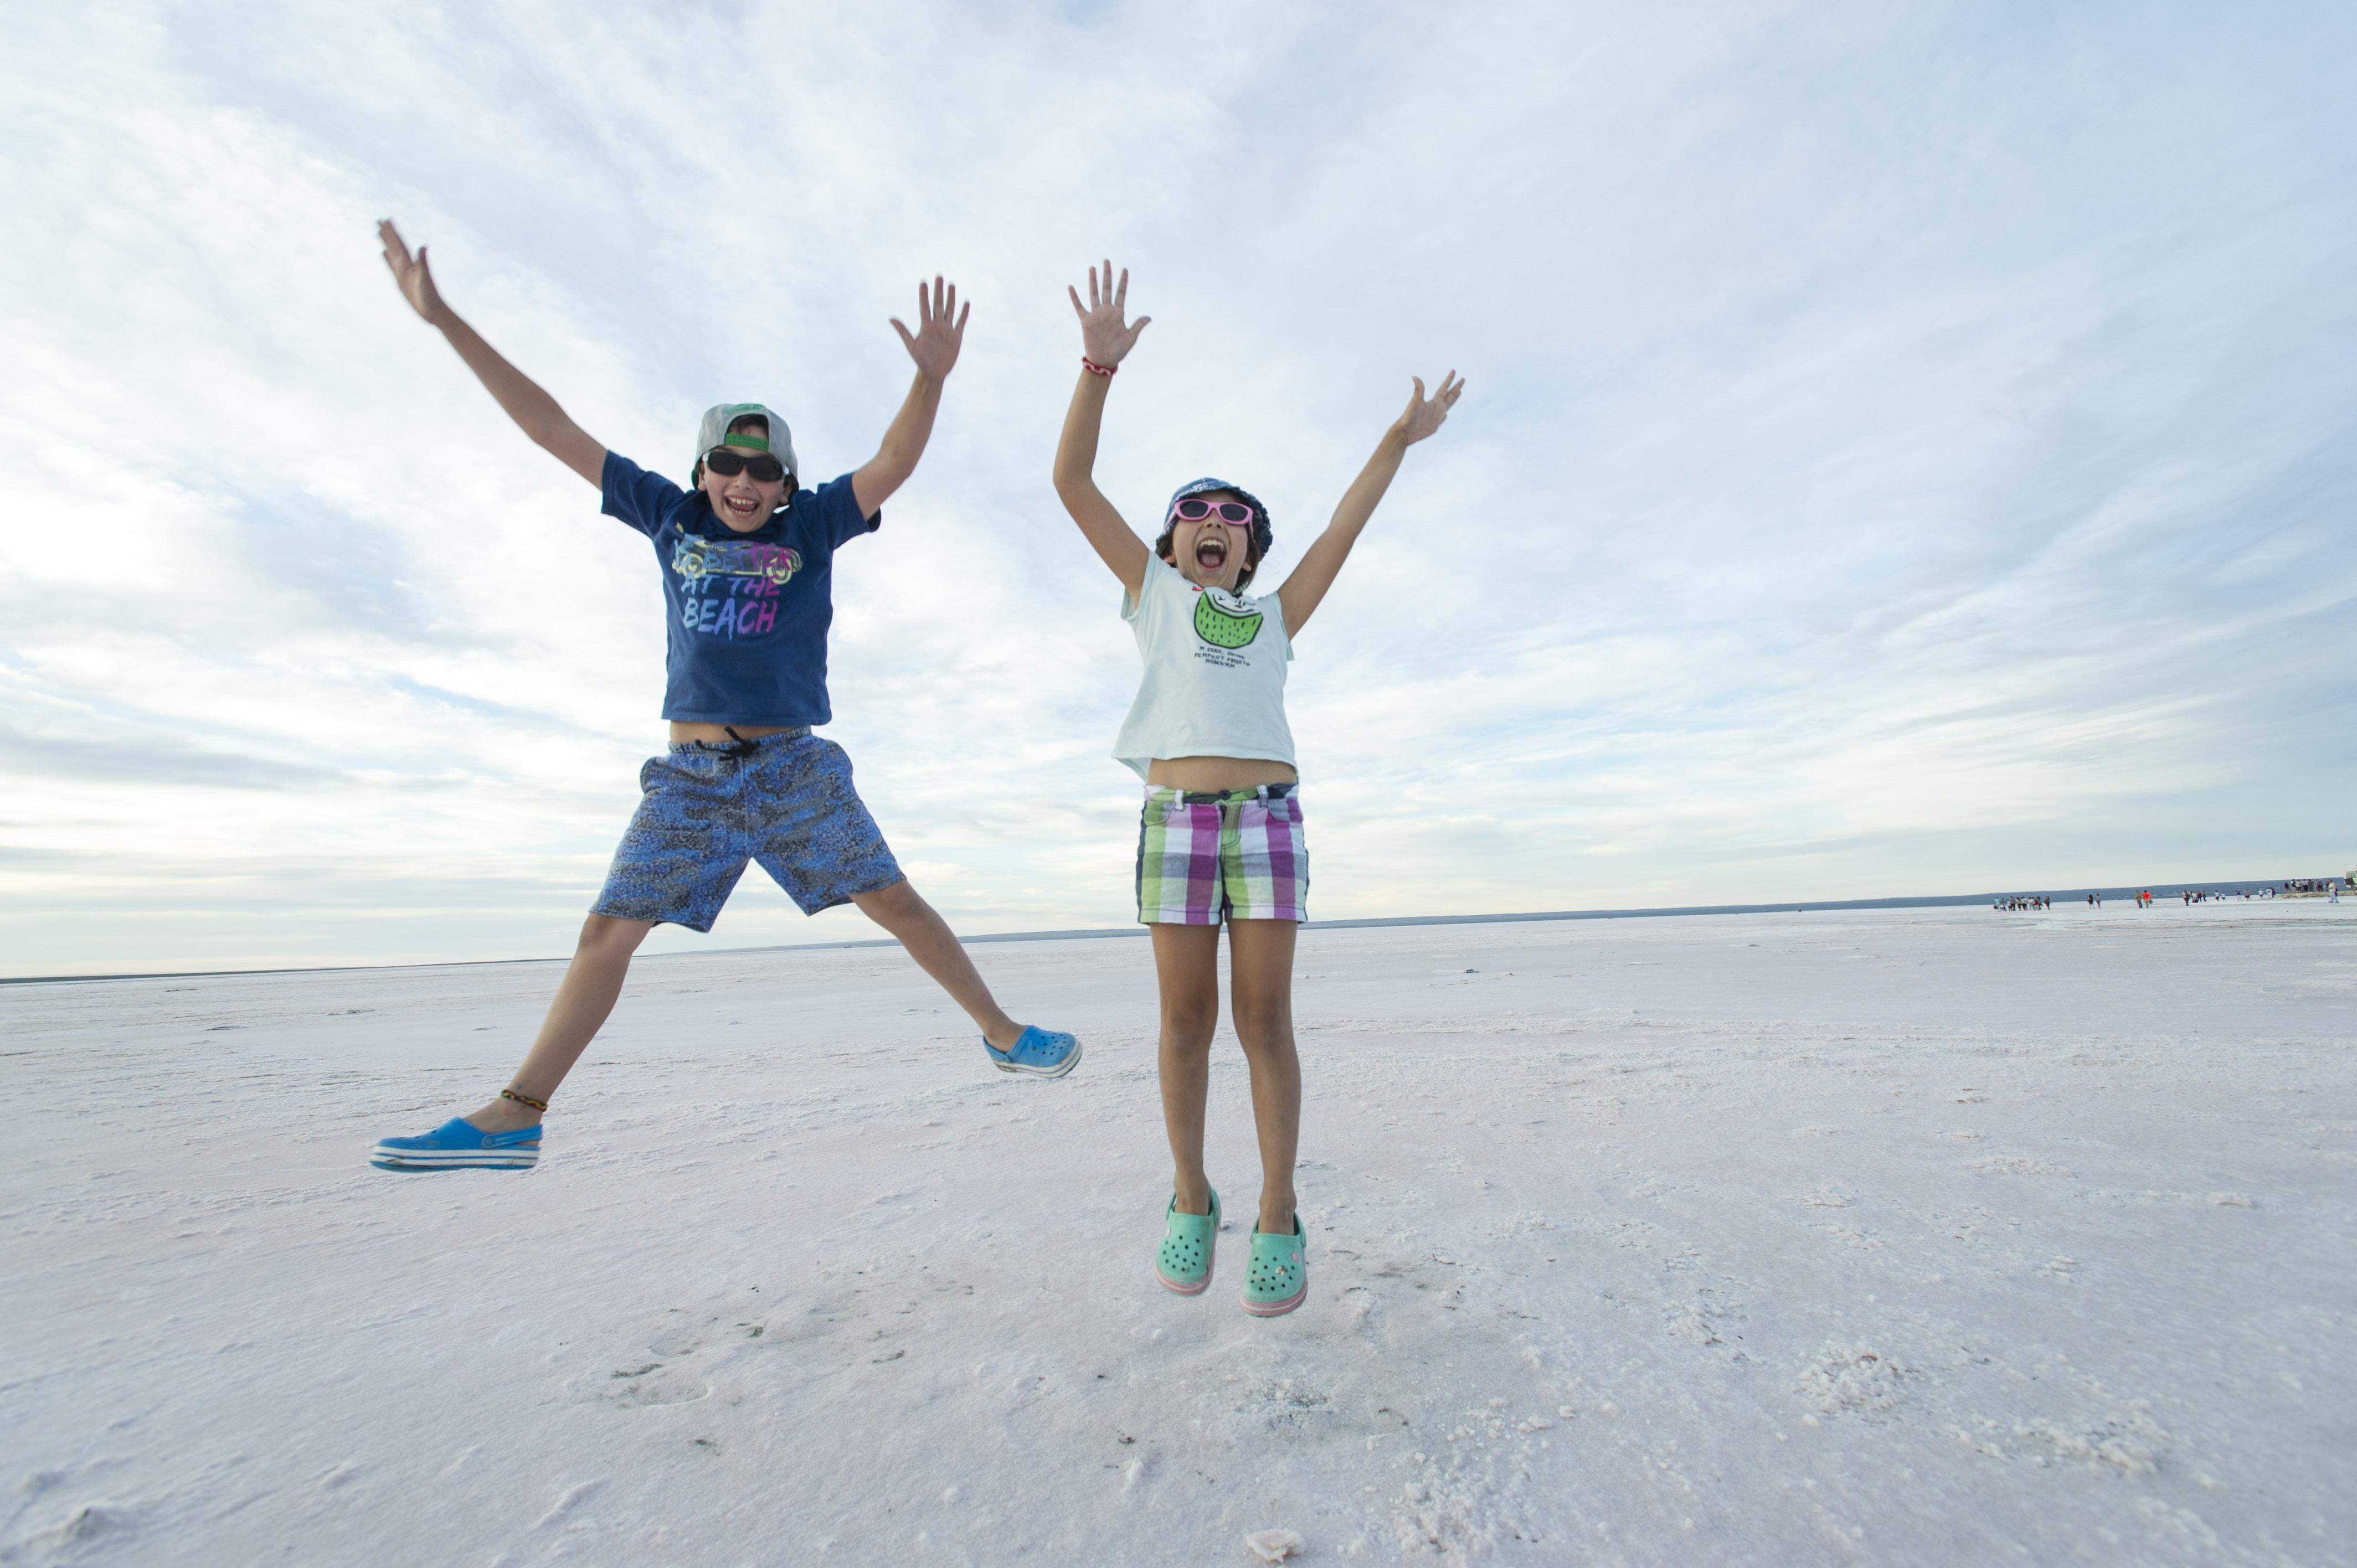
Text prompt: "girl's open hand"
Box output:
[[1397, 370, 1465, 446], [1068, 262, 1150, 368], [379, 219, 447, 323], [891, 276, 971, 383]]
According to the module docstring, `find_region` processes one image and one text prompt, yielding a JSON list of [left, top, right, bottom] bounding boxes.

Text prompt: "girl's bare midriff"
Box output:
[[1146, 755, 1299, 792], [668, 721, 800, 746]]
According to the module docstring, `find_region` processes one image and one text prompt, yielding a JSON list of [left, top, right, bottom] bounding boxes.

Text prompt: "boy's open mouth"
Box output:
[[1195, 537, 1227, 570], [723, 493, 763, 521]]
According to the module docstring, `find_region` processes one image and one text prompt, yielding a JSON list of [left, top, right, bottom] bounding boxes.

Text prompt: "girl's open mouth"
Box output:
[[1195, 538, 1227, 569]]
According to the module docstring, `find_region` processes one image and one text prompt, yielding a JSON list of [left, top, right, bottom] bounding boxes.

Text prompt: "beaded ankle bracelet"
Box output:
[[501, 1087, 549, 1113]]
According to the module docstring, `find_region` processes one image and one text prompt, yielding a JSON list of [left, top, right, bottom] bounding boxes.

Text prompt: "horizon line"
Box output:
[[2, 876, 2339, 987]]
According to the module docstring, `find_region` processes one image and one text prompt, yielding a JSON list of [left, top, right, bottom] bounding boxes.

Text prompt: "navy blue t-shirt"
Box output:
[[601, 450, 878, 726]]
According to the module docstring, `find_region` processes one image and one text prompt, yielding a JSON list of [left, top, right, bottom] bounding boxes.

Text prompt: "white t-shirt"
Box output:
[[1113, 556, 1296, 780]]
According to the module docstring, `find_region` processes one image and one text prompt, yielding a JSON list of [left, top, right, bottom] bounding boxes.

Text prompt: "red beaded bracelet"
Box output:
[[1082, 356, 1117, 378]]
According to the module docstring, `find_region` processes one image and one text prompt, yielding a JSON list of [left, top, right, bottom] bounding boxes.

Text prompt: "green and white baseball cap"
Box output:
[[694, 402, 799, 481]]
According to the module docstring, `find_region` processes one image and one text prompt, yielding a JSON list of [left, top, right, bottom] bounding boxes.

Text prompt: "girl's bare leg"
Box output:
[[1151, 922, 1223, 1216], [464, 914, 654, 1132], [1226, 919, 1301, 1234], [850, 879, 1022, 1048]]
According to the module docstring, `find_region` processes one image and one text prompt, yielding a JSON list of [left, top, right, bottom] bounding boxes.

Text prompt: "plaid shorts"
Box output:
[[591, 730, 904, 932], [1135, 783, 1308, 925]]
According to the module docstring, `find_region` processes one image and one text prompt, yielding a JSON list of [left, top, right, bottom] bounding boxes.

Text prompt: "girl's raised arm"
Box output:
[[1052, 262, 1152, 603], [379, 220, 607, 488], [1276, 371, 1464, 637]]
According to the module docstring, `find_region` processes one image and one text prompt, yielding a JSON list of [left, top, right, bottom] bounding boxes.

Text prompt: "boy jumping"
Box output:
[[369, 221, 1079, 1173]]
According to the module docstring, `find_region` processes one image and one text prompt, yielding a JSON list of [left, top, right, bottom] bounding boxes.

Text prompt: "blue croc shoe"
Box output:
[[1155, 1188, 1221, 1295], [370, 1118, 541, 1172], [985, 1025, 1082, 1080], [1241, 1213, 1308, 1317]]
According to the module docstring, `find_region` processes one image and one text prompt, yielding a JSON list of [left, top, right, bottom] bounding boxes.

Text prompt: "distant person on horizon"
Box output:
[[1051, 261, 1463, 1317], [364, 222, 1079, 1173]]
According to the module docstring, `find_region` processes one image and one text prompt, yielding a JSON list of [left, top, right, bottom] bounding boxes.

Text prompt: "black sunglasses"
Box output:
[[705, 447, 786, 483]]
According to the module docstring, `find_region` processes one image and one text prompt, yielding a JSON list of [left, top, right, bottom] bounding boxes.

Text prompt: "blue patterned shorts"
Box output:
[[591, 730, 904, 932]]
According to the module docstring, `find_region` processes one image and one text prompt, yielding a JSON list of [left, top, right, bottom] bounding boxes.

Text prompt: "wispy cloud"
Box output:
[[2, 2, 2352, 974]]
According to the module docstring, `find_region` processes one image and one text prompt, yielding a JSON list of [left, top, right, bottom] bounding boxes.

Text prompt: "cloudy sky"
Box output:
[[3, 2, 2351, 977]]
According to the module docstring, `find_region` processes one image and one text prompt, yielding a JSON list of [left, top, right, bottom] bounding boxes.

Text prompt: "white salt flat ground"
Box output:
[[3, 903, 2354, 1567]]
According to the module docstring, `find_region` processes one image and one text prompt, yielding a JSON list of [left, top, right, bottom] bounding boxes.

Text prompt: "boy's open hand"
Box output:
[[891, 277, 971, 383], [1397, 371, 1466, 446], [379, 220, 447, 324], [1068, 262, 1150, 368]]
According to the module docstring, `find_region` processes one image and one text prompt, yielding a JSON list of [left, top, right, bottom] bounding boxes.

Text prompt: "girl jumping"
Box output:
[[1051, 262, 1463, 1315]]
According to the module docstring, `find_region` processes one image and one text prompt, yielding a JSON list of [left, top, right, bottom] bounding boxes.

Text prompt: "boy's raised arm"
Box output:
[[1052, 262, 1151, 604], [379, 220, 607, 488], [1275, 372, 1464, 637], [851, 277, 971, 520]]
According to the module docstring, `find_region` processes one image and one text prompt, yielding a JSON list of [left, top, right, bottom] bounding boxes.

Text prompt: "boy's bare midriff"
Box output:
[[1146, 755, 1299, 792], [669, 721, 800, 745]]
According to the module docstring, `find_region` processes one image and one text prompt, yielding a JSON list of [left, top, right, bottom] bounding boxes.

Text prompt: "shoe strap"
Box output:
[[1167, 1191, 1219, 1231]]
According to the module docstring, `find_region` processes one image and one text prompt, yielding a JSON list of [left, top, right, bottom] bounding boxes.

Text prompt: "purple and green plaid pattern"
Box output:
[[1135, 784, 1308, 926]]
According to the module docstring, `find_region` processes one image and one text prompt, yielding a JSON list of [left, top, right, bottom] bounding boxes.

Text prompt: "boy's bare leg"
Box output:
[[463, 914, 653, 1132], [1150, 922, 1223, 1217], [1227, 919, 1301, 1235], [850, 879, 1022, 1048]]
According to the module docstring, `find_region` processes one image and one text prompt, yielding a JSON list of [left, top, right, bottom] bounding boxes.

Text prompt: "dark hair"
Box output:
[[1156, 491, 1264, 590]]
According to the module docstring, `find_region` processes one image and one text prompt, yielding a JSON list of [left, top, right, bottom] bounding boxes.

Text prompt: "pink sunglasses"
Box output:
[[1168, 499, 1254, 524]]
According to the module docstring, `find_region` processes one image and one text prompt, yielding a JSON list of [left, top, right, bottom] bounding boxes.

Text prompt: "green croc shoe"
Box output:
[[1241, 1213, 1308, 1317], [1155, 1188, 1221, 1295]]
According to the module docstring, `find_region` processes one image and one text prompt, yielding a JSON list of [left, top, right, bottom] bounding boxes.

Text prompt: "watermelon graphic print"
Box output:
[[1192, 587, 1263, 648], [1113, 558, 1296, 781]]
